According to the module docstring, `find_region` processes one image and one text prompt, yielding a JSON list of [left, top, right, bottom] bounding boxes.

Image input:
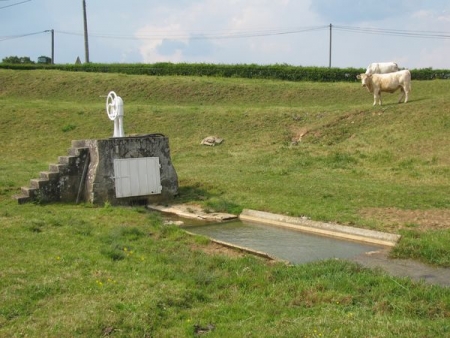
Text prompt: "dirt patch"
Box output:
[[290, 127, 309, 144], [360, 207, 450, 231]]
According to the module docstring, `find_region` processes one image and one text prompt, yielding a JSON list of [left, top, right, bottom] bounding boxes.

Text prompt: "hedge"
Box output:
[[1, 62, 449, 82]]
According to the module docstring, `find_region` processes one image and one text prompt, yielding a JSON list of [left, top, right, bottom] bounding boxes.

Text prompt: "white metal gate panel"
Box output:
[[113, 157, 162, 198]]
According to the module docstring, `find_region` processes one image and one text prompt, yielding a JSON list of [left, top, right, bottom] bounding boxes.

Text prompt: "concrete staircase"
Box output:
[[15, 144, 90, 204]]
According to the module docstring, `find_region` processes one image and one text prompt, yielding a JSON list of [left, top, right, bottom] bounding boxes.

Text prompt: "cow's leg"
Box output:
[[404, 88, 409, 103], [398, 88, 405, 103], [374, 90, 381, 106]]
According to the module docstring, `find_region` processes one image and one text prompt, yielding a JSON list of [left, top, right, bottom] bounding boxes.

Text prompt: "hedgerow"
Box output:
[[1, 62, 448, 82]]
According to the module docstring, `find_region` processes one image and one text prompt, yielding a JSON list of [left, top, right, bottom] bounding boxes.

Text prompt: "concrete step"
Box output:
[[49, 163, 66, 173], [71, 140, 88, 149], [40, 171, 59, 181], [15, 141, 90, 205], [68, 147, 89, 157], [21, 186, 38, 198], [30, 178, 49, 189], [58, 155, 78, 165], [15, 194, 31, 205]]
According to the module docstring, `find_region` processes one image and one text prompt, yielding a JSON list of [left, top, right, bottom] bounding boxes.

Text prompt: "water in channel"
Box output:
[[183, 219, 383, 264]]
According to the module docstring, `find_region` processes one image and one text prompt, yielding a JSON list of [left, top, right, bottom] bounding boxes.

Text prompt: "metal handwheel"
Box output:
[[106, 91, 119, 120]]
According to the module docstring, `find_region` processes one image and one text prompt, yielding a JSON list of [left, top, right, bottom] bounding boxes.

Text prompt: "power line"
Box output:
[[55, 25, 450, 41], [0, 0, 31, 10], [4, 25, 450, 43], [2, 24, 450, 67], [56, 25, 329, 41], [334, 25, 450, 39], [0, 30, 46, 42]]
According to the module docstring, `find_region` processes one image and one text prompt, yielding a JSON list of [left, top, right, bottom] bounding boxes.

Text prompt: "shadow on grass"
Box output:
[[174, 185, 242, 215], [369, 97, 427, 107]]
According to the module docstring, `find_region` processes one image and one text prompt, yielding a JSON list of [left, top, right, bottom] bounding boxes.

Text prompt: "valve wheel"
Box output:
[[106, 91, 118, 120]]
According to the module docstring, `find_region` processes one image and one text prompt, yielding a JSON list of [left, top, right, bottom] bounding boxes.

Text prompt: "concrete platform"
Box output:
[[147, 204, 237, 221], [239, 209, 400, 247]]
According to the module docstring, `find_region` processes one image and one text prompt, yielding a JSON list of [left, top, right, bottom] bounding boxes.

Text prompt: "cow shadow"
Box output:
[[374, 96, 426, 107], [173, 185, 241, 214]]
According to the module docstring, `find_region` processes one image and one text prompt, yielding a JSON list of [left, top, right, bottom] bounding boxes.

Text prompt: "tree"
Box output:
[[37, 56, 52, 64], [2, 56, 35, 64]]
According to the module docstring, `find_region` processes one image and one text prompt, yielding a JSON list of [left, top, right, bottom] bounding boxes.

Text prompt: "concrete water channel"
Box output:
[[150, 205, 450, 287], [184, 219, 383, 264], [151, 206, 398, 264]]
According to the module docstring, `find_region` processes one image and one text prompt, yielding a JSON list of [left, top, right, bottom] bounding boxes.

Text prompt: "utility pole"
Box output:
[[82, 0, 90, 63], [50, 29, 54, 64], [329, 23, 332, 68], [44, 29, 55, 64]]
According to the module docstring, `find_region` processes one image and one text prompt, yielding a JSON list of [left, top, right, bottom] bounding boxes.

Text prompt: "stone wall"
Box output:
[[16, 134, 178, 206], [74, 134, 178, 205]]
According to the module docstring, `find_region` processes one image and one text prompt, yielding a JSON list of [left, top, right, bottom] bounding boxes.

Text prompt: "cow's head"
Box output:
[[356, 74, 372, 88]]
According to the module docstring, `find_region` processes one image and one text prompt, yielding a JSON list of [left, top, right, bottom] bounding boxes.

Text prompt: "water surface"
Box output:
[[184, 220, 382, 264]]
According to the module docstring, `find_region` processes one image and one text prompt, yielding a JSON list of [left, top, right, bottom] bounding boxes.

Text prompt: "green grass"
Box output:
[[1, 69, 450, 336], [1, 69, 450, 260], [0, 202, 449, 337]]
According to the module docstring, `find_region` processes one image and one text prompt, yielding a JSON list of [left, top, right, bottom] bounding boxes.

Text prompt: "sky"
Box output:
[[1, 0, 450, 69]]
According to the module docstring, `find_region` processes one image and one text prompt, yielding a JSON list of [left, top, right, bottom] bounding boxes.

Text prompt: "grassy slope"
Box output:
[[0, 68, 449, 260], [1, 69, 450, 337], [1, 69, 450, 264]]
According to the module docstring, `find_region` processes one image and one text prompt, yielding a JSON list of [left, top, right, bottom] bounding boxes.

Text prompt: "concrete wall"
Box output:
[[73, 134, 178, 205], [16, 134, 178, 205]]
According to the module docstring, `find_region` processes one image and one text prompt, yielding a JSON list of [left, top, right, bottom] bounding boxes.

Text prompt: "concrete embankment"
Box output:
[[149, 204, 450, 287], [239, 209, 401, 247]]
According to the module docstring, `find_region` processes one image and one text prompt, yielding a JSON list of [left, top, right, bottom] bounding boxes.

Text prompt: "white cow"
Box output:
[[356, 70, 411, 106], [365, 62, 399, 75]]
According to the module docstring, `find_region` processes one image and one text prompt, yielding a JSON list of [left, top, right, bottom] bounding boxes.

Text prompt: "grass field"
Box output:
[[1, 69, 450, 336]]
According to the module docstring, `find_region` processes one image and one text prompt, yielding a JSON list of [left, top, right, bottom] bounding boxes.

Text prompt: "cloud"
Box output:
[[135, 22, 217, 63], [157, 40, 186, 57], [135, 0, 319, 64], [2, 0, 450, 67], [135, 24, 181, 63], [156, 37, 215, 58]]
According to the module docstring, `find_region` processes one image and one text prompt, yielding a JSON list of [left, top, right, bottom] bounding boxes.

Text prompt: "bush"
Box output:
[[1, 62, 448, 82], [2, 56, 35, 64]]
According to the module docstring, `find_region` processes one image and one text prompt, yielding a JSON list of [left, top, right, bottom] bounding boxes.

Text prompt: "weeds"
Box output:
[[62, 124, 76, 132]]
